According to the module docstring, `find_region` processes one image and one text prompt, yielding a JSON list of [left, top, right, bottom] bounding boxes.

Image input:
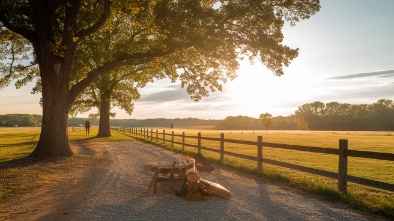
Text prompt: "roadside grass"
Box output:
[[124, 128, 394, 219], [67, 127, 135, 142], [0, 127, 132, 204]]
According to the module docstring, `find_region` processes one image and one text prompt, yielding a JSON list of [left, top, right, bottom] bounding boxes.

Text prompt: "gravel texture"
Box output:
[[22, 141, 387, 220]]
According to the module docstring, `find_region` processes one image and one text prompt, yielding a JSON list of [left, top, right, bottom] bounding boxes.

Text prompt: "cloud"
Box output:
[[0, 94, 31, 98], [328, 70, 394, 80], [138, 82, 232, 104], [138, 85, 190, 102], [316, 81, 394, 105], [340, 82, 394, 99]]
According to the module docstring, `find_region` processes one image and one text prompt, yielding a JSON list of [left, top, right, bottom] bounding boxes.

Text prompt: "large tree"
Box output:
[[71, 66, 158, 137], [0, 0, 320, 157]]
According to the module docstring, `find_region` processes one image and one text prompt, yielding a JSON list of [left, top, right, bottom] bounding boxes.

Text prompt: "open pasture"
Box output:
[[0, 126, 133, 162], [156, 129, 394, 183], [0, 127, 41, 162]]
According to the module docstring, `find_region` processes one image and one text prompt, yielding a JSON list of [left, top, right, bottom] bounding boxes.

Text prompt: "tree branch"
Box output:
[[76, 0, 111, 39], [68, 47, 177, 105], [0, 20, 35, 42], [48, 0, 74, 11]]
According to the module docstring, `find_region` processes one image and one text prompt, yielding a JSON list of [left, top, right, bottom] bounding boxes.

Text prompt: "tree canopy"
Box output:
[[259, 113, 274, 129], [0, 114, 42, 127], [0, 0, 320, 157], [294, 99, 394, 131]]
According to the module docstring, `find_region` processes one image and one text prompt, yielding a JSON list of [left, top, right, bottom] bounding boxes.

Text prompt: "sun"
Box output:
[[223, 61, 321, 116]]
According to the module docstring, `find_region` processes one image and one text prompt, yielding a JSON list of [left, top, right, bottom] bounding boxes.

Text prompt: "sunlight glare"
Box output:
[[224, 61, 321, 116]]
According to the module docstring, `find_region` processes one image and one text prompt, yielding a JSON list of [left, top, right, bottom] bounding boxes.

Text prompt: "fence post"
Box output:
[[151, 128, 153, 141], [220, 133, 224, 162], [198, 132, 201, 154], [338, 139, 348, 193], [182, 132, 185, 151], [171, 131, 174, 147], [140, 128, 142, 137], [257, 136, 263, 173], [163, 130, 165, 144], [156, 129, 158, 142]]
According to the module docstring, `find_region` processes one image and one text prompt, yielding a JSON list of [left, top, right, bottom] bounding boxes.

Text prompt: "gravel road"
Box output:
[[38, 141, 385, 221]]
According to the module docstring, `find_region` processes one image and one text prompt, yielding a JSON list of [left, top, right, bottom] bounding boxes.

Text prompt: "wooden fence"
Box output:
[[114, 127, 394, 194]]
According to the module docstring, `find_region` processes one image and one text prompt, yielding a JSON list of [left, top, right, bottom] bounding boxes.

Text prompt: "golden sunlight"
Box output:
[[224, 61, 323, 115]]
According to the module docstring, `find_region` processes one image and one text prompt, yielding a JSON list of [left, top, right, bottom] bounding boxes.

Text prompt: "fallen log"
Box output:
[[200, 177, 232, 199]]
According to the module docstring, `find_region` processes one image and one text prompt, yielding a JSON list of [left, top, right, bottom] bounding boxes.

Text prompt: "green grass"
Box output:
[[0, 127, 41, 162], [0, 127, 134, 162], [121, 128, 394, 219], [67, 127, 136, 142]]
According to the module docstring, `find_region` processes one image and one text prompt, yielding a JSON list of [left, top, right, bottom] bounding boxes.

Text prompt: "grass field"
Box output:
[[1, 127, 393, 219], [0, 127, 41, 162], [121, 128, 394, 218]]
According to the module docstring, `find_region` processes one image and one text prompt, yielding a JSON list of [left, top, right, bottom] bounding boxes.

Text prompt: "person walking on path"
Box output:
[[85, 120, 91, 135]]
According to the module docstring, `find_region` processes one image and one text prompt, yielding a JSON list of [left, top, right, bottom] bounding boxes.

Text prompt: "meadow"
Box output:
[[1, 127, 393, 218]]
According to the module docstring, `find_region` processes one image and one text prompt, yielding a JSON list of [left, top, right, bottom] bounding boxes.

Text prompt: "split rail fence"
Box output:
[[114, 127, 394, 194]]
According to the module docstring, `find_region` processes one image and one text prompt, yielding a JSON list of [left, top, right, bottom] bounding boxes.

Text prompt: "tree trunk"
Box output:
[[29, 38, 76, 157], [25, 0, 109, 157], [30, 105, 73, 157], [97, 91, 112, 137], [29, 64, 74, 157]]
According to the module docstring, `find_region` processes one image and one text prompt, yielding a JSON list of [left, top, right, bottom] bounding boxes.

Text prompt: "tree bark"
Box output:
[[97, 91, 112, 137], [29, 59, 74, 157], [30, 104, 73, 157], [29, 14, 76, 157]]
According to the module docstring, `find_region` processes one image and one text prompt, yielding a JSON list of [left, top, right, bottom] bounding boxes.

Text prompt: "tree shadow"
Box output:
[[0, 141, 38, 149], [0, 155, 71, 170]]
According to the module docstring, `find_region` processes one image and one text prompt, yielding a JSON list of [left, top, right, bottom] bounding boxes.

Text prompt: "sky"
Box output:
[[1, 0, 394, 120]]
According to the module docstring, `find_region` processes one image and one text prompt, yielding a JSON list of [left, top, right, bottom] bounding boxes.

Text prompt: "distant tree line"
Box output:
[[294, 99, 394, 131], [216, 99, 394, 131], [0, 114, 42, 127], [111, 118, 221, 128], [215, 115, 297, 130], [4, 99, 394, 131], [68, 117, 220, 128], [68, 118, 99, 128]]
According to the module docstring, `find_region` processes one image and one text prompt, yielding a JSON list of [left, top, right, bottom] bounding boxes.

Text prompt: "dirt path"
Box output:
[[1, 141, 387, 221]]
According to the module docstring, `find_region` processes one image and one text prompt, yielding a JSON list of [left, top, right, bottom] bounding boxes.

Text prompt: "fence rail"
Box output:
[[113, 127, 394, 193]]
